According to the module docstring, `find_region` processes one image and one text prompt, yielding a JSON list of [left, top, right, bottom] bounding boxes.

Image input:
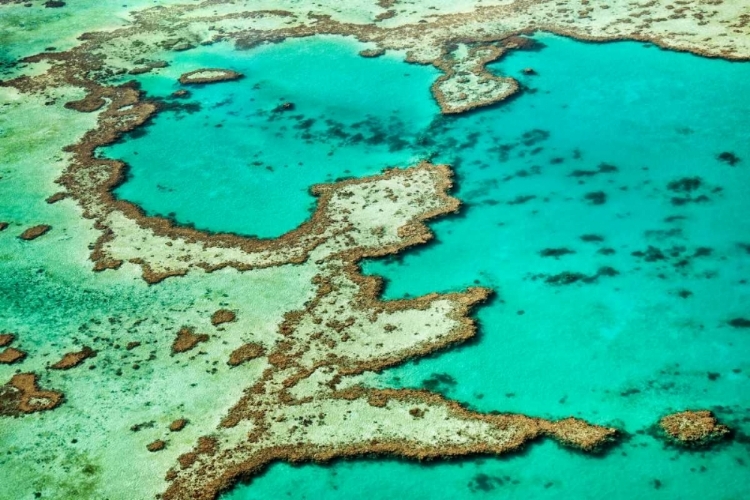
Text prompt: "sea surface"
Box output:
[[103, 34, 750, 499]]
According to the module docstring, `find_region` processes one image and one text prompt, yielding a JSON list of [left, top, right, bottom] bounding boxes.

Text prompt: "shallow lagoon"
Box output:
[[104, 34, 750, 499], [105, 36, 437, 237]]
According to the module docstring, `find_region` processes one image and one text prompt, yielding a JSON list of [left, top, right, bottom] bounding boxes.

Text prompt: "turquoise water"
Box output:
[[105, 36, 437, 237], [106, 34, 750, 498]]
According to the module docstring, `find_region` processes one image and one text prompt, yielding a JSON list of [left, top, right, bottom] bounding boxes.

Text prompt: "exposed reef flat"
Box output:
[[658, 410, 732, 448], [178, 69, 243, 85], [172, 327, 209, 354], [0, 0, 748, 499], [0, 373, 64, 416], [211, 309, 237, 326], [153, 162, 612, 499]]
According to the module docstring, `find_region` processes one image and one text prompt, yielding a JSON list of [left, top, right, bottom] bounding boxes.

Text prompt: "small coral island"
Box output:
[[658, 410, 732, 448], [178, 69, 243, 85]]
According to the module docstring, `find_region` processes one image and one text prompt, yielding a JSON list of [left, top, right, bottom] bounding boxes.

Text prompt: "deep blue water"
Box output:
[[104, 34, 750, 499]]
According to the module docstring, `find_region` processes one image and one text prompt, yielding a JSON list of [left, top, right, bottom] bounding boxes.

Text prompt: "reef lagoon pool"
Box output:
[[102, 33, 750, 499], [104, 36, 439, 238]]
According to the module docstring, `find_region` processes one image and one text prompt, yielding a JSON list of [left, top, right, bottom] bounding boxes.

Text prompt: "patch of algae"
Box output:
[[1, 0, 748, 498]]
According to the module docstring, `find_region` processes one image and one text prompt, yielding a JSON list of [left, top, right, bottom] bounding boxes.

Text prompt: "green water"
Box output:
[[105, 34, 750, 498], [0, 0, 164, 72]]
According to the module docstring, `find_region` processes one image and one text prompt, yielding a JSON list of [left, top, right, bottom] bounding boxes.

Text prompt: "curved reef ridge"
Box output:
[[0, 0, 747, 498]]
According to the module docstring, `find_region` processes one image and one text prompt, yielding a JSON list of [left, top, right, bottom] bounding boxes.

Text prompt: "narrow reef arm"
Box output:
[[163, 388, 617, 500]]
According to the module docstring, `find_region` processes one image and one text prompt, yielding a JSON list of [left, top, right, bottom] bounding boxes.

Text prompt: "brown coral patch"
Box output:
[[65, 94, 106, 113], [211, 309, 236, 327], [170, 418, 188, 432], [148, 440, 166, 452], [19, 224, 51, 241], [176, 436, 217, 470], [359, 48, 385, 58], [45, 192, 67, 204], [0, 347, 26, 365], [0, 373, 64, 416], [128, 66, 153, 75], [172, 327, 209, 354], [227, 343, 265, 367], [50, 346, 97, 370], [0, 333, 15, 347], [409, 407, 426, 418], [0, 222, 8, 232], [658, 410, 731, 447]]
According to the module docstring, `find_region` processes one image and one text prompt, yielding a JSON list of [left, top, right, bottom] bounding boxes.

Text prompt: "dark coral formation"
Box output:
[[667, 176, 702, 193], [580, 234, 604, 243], [65, 93, 106, 112], [170, 419, 188, 432], [0, 347, 26, 365], [148, 440, 167, 452], [0, 333, 15, 347], [717, 151, 741, 166], [540, 266, 619, 286], [0, 373, 64, 416], [227, 343, 265, 367], [665, 176, 714, 206], [50, 346, 97, 370], [569, 162, 618, 177], [45, 192, 67, 204], [583, 191, 607, 205], [172, 327, 209, 354], [539, 247, 576, 258], [728, 318, 750, 328], [210, 309, 236, 326], [19, 224, 51, 241]]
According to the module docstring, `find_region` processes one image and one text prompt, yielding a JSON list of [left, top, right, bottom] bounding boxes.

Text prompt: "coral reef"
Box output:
[[178, 69, 243, 85], [172, 327, 209, 354], [1, 0, 747, 497], [0, 347, 26, 365], [18, 224, 51, 241], [50, 347, 97, 370], [0, 373, 64, 416], [658, 410, 731, 448]]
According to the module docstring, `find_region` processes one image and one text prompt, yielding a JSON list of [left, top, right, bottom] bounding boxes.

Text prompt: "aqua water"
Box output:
[[103, 34, 750, 499]]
